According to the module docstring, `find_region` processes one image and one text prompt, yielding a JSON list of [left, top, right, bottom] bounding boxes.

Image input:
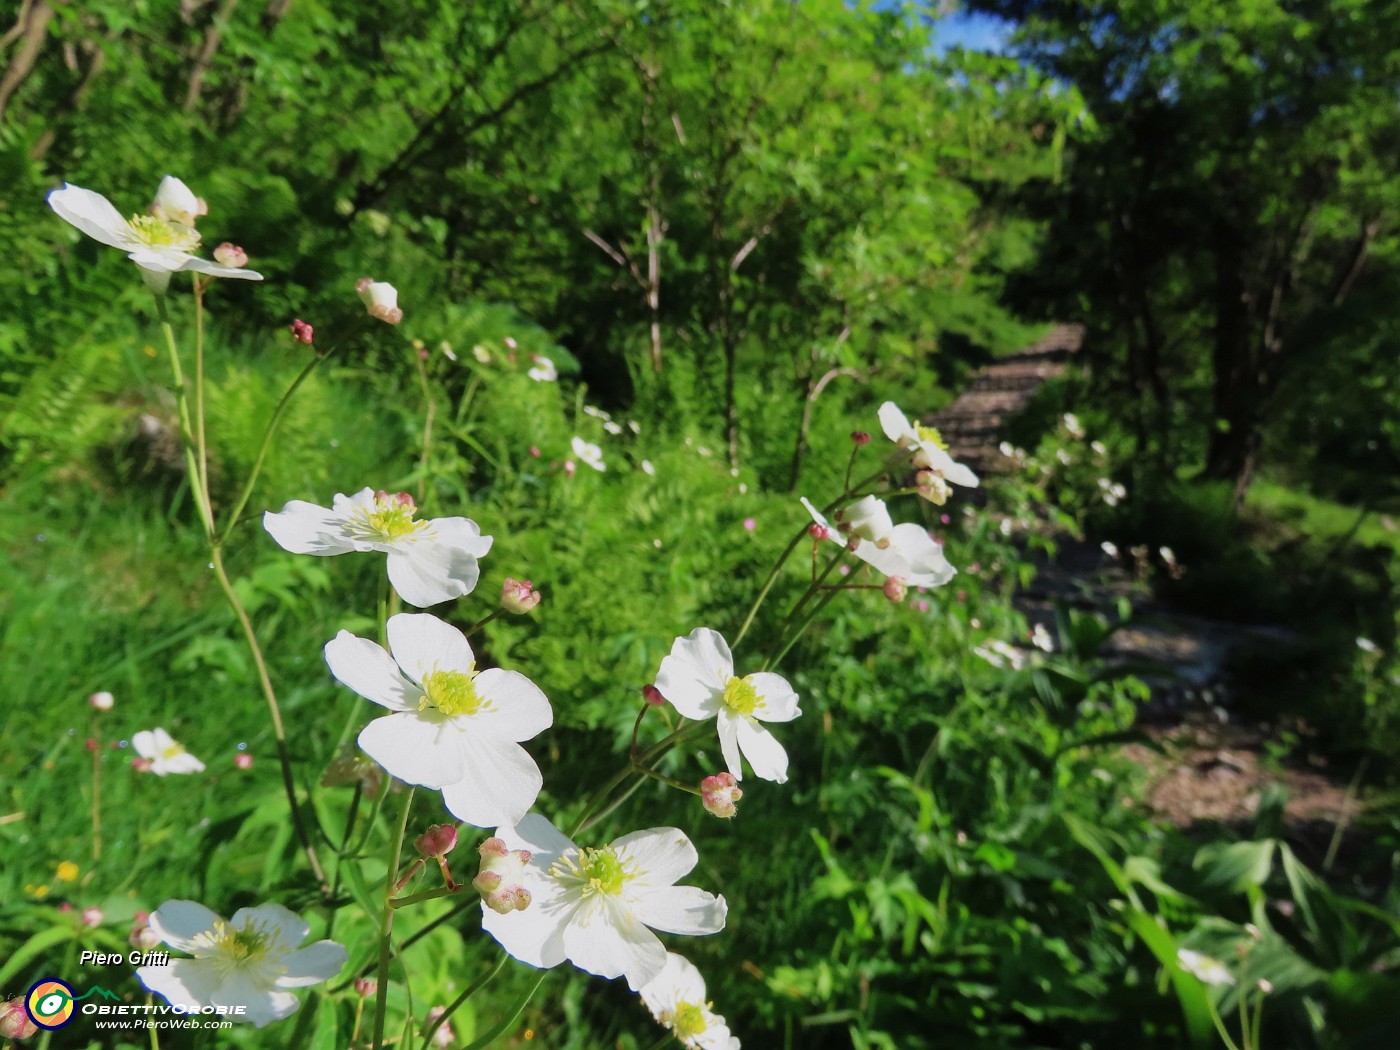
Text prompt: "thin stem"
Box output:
[[208, 544, 329, 892], [732, 522, 813, 650], [192, 275, 211, 513], [412, 345, 436, 508], [154, 295, 215, 539], [89, 714, 102, 861], [372, 786, 417, 1050], [1204, 996, 1243, 1050], [628, 702, 651, 759], [464, 608, 502, 638], [421, 956, 509, 1050], [636, 764, 701, 795], [459, 970, 549, 1050], [764, 574, 842, 672], [842, 441, 861, 493]]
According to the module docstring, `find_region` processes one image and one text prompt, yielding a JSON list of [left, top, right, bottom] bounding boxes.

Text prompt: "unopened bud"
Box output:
[[213, 243, 248, 268], [882, 576, 908, 603], [473, 837, 533, 914], [0, 998, 38, 1040], [700, 772, 743, 818], [851, 430, 871, 446], [89, 691, 114, 711], [289, 319, 315, 345], [356, 278, 404, 325], [642, 684, 667, 707], [132, 757, 153, 773], [234, 753, 253, 770], [354, 977, 378, 999], [130, 912, 161, 951], [85, 738, 99, 752], [374, 490, 415, 512], [808, 523, 830, 541], [500, 578, 541, 614], [915, 469, 951, 506], [415, 824, 458, 859], [1257, 978, 1273, 995], [81, 906, 104, 928], [426, 1006, 456, 1048]]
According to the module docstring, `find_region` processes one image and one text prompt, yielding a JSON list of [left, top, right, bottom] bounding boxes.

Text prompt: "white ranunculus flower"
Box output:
[[640, 953, 741, 1050], [654, 628, 800, 783], [137, 900, 346, 1028], [837, 495, 894, 543], [877, 401, 979, 488], [47, 181, 262, 293], [526, 355, 558, 382], [1176, 948, 1235, 987], [131, 728, 205, 776], [263, 488, 492, 608], [325, 613, 551, 827], [481, 814, 727, 991], [811, 495, 956, 589], [570, 436, 606, 472]]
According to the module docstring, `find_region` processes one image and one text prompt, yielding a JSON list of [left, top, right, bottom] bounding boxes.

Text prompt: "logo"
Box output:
[[25, 978, 76, 1030]]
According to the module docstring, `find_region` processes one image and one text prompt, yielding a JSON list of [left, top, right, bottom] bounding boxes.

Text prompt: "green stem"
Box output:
[[372, 786, 416, 1050], [732, 522, 813, 650], [421, 956, 509, 1050], [191, 276, 211, 515], [154, 294, 215, 539], [1204, 996, 1243, 1050], [764, 574, 842, 672], [636, 764, 701, 795], [90, 712, 102, 861], [459, 970, 549, 1050], [412, 344, 436, 508], [465, 608, 503, 638]]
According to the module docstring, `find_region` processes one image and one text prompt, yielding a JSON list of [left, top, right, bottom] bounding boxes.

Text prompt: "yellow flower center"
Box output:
[[549, 845, 632, 897], [198, 918, 280, 980], [915, 423, 948, 450], [723, 675, 762, 717], [671, 1001, 709, 1038], [419, 667, 482, 718], [354, 492, 428, 543], [128, 214, 201, 252], [161, 742, 185, 760]]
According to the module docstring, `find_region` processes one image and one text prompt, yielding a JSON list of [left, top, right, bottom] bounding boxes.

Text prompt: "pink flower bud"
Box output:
[[356, 278, 404, 325], [473, 837, 533, 915], [528, 446, 541, 457], [0, 998, 38, 1040], [743, 517, 757, 532], [851, 431, 871, 446], [85, 738, 99, 752], [354, 977, 378, 999], [213, 243, 248, 268], [700, 772, 743, 818], [415, 824, 458, 859], [234, 753, 253, 770], [289, 319, 315, 345], [132, 757, 153, 773], [81, 906, 104, 928], [500, 578, 541, 614], [563, 459, 576, 478], [426, 1006, 456, 1048], [130, 913, 161, 951], [808, 523, 830, 541], [642, 684, 667, 707], [882, 576, 908, 603], [89, 691, 114, 711], [503, 336, 518, 350]]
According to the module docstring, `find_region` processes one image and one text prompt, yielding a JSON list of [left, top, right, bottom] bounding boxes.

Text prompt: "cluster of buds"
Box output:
[[289, 319, 315, 345], [700, 772, 743, 819], [882, 576, 907, 604], [472, 837, 532, 914], [213, 243, 248, 268], [353, 977, 378, 999], [356, 278, 403, 325], [500, 578, 541, 615]]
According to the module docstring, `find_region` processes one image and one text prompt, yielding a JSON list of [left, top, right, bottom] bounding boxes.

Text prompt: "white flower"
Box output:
[[526, 355, 558, 382], [324, 613, 551, 827], [1176, 948, 1235, 987], [603, 420, 624, 435], [839, 495, 894, 543], [798, 498, 845, 547], [641, 460, 657, 476], [654, 628, 800, 783], [47, 181, 262, 293], [972, 640, 1028, 671], [137, 900, 347, 1028], [640, 953, 741, 1050], [152, 176, 207, 227], [1062, 412, 1085, 439], [481, 814, 727, 991], [570, 436, 606, 472], [355, 278, 403, 324], [823, 496, 957, 589], [131, 728, 205, 776], [877, 402, 978, 487], [1030, 623, 1054, 652], [1357, 637, 1380, 654], [263, 488, 492, 608]]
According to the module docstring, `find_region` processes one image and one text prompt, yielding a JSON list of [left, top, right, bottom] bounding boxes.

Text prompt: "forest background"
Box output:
[[2, 1, 1398, 1048]]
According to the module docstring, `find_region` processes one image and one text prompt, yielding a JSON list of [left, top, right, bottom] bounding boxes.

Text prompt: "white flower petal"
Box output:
[[439, 734, 543, 828], [263, 501, 357, 556], [639, 952, 708, 1017], [716, 709, 746, 781], [386, 539, 481, 607], [878, 401, 915, 445], [48, 184, 139, 251], [745, 672, 801, 723], [612, 827, 697, 888], [148, 900, 219, 953], [735, 716, 790, 783], [137, 959, 221, 1012], [386, 612, 475, 683], [163, 752, 206, 774], [211, 971, 300, 1027], [272, 941, 349, 988], [177, 255, 263, 281], [481, 887, 573, 970], [131, 729, 158, 760], [324, 631, 419, 711], [655, 628, 732, 720], [357, 712, 467, 787], [562, 898, 666, 989], [472, 668, 552, 741], [941, 459, 979, 488], [630, 886, 728, 937]]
